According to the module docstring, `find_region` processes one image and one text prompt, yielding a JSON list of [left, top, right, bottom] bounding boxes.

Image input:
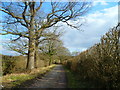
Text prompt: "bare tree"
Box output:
[[40, 36, 61, 65], [0, 1, 91, 70], [5, 26, 62, 68], [34, 27, 62, 68]]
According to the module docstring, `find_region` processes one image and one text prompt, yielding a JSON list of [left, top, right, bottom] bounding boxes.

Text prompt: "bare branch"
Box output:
[[12, 36, 21, 41], [0, 29, 29, 38], [36, 1, 43, 12], [22, 2, 29, 25], [0, 9, 23, 19]]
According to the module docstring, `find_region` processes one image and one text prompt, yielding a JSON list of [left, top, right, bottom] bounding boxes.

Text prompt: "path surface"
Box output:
[[25, 65, 67, 88]]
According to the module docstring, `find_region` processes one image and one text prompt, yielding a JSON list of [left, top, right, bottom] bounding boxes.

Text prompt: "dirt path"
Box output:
[[24, 65, 67, 88]]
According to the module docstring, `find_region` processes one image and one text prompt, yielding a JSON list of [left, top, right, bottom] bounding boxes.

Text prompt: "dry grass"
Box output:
[[1, 64, 56, 88]]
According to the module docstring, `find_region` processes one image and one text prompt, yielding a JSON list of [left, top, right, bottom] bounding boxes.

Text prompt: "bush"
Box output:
[[2, 55, 16, 75], [64, 24, 120, 88]]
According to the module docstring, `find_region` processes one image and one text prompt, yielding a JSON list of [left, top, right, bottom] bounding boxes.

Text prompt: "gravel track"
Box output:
[[25, 65, 67, 88]]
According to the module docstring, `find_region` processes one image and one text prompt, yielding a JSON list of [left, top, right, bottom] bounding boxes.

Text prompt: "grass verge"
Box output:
[[1, 64, 56, 88], [64, 66, 81, 88], [64, 66, 100, 88]]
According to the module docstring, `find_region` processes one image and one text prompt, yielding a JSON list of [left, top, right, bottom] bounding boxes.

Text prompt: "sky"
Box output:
[[0, 1, 119, 55], [60, 1, 118, 53]]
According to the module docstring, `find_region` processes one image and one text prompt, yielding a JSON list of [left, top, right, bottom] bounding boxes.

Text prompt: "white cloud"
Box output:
[[92, 0, 108, 6], [61, 5, 118, 52], [92, 0, 119, 6]]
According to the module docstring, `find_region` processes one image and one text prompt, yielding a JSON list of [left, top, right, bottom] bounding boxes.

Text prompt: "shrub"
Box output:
[[2, 55, 16, 75], [64, 23, 120, 87]]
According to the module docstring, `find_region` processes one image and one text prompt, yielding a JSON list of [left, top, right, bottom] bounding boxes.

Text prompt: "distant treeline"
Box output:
[[64, 24, 120, 88]]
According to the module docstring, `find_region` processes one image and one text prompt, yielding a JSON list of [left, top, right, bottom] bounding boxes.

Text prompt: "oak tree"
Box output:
[[0, 1, 91, 70]]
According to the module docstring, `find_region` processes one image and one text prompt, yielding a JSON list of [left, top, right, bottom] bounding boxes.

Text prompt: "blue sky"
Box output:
[[0, 1, 119, 55], [60, 1, 118, 53]]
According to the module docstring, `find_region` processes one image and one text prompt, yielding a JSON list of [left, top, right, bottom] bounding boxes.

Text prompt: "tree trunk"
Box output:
[[49, 55, 52, 66], [27, 32, 35, 70], [26, 29, 35, 70], [26, 2, 36, 70], [26, 51, 29, 69], [34, 42, 39, 68]]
